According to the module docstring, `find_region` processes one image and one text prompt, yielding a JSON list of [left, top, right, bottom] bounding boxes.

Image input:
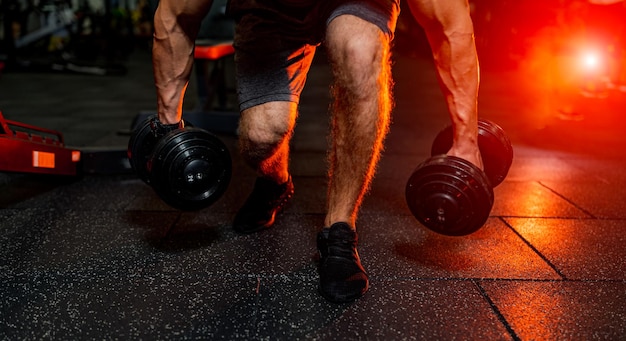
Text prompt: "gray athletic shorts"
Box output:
[[233, 2, 399, 111]]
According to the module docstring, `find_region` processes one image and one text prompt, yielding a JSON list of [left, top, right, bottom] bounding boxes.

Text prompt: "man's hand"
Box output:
[[447, 142, 484, 171]]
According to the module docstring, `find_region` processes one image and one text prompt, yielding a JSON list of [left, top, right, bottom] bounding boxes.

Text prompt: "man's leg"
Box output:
[[232, 42, 316, 234], [232, 101, 297, 234], [325, 14, 393, 229], [317, 14, 393, 303], [239, 101, 296, 185]]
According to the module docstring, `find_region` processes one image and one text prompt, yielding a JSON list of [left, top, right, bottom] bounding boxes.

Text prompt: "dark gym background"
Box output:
[[0, 1, 625, 339]]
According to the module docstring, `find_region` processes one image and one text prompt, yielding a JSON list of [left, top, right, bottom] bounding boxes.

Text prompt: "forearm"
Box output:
[[152, 0, 212, 124], [431, 30, 479, 151], [408, 0, 480, 154]]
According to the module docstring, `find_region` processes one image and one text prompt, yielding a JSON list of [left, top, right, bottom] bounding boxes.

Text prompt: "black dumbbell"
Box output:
[[127, 115, 165, 183], [127, 115, 232, 211], [405, 119, 513, 236]]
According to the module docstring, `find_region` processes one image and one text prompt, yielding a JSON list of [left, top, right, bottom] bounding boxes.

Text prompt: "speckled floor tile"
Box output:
[[302, 279, 513, 340], [291, 121, 331, 152], [480, 280, 626, 340], [289, 152, 328, 177], [124, 181, 181, 211], [355, 214, 561, 280], [161, 213, 321, 276], [376, 153, 429, 180], [541, 181, 626, 219], [0, 273, 517, 340], [561, 158, 626, 184], [0, 208, 177, 277], [505, 218, 626, 280], [382, 123, 446, 156], [505, 156, 590, 183], [1, 271, 261, 340], [4, 175, 142, 211], [0, 175, 75, 208], [360, 177, 411, 215], [127, 174, 328, 215], [491, 181, 591, 218]]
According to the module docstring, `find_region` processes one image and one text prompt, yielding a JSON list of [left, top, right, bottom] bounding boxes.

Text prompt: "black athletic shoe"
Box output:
[[233, 176, 294, 234], [317, 222, 369, 303]]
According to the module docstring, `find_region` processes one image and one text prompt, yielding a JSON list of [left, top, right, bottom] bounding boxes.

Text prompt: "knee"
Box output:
[[240, 117, 290, 150], [343, 34, 384, 64], [240, 106, 293, 145], [327, 22, 389, 94], [239, 124, 289, 167], [238, 104, 295, 163], [336, 37, 383, 75]]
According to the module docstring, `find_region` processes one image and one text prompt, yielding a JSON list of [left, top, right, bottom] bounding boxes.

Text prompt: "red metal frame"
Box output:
[[0, 111, 80, 176], [193, 40, 235, 60]]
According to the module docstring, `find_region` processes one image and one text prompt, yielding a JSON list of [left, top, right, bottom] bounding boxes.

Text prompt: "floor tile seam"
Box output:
[[498, 217, 568, 280], [117, 209, 181, 213], [2, 208, 180, 214], [113, 212, 626, 220], [356, 212, 626, 221], [472, 279, 522, 341], [0, 209, 314, 219], [537, 181, 597, 218], [3, 271, 623, 284], [472, 278, 626, 284], [159, 273, 319, 281], [0, 271, 318, 282], [368, 276, 590, 282], [191, 275, 626, 284], [213, 274, 626, 284], [495, 215, 626, 221]]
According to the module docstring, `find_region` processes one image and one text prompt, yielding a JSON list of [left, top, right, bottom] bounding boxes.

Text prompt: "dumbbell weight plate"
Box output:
[[406, 155, 494, 236], [127, 118, 158, 183], [431, 119, 513, 187], [127, 116, 193, 183], [150, 128, 232, 211]]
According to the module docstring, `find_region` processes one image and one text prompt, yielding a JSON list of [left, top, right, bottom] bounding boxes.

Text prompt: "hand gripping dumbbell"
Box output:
[[127, 115, 232, 211], [405, 119, 513, 236]]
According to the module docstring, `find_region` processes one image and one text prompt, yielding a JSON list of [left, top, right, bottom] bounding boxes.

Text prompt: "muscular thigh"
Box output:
[[229, 0, 399, 112]]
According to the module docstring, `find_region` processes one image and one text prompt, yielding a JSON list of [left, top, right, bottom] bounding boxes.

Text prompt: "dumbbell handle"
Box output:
[[431, 119, 513, 188]]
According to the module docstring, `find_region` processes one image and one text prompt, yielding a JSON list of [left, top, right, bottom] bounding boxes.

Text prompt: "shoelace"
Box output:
[[318, 230, 358, 260]]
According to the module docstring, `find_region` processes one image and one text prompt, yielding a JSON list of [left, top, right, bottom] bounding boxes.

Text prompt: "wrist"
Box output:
[[149, 116, 184, 137]]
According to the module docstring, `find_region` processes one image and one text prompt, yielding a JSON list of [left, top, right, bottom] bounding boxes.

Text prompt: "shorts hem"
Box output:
[[326, 2, 397, 39], [239, 94, 301, 111]]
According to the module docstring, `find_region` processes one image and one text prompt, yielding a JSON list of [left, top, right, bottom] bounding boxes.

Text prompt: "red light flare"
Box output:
[[516, 26, 626, 137], [581, 51, 600, 71]]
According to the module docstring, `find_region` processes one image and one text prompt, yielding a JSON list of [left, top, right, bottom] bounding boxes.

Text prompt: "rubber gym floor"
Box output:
[[1, 41, 625, 340]]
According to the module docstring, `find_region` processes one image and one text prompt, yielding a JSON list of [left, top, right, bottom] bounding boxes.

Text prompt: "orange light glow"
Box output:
[[581, 51, 600, 70], [33, 151, 55, 169], [71, 150, 81, 162]]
